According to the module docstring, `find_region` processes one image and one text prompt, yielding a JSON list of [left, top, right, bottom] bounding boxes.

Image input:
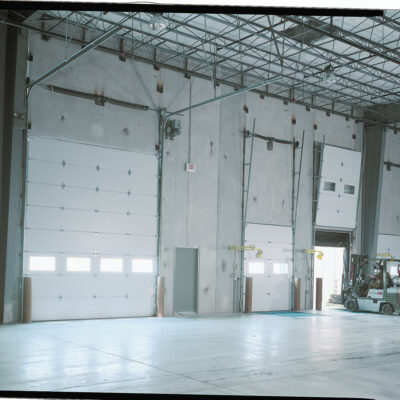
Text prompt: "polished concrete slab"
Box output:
[[1, 307, 400, 399]]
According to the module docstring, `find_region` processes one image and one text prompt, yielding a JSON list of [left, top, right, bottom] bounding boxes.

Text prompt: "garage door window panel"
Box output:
[[273, 263, 289, 274], [248, 262, 265, 274], [344, 184, 355, 195], [29, 256, 56, 272], [323, 181, 336, 192]]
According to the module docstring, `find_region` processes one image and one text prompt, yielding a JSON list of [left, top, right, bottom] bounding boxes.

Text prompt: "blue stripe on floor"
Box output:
[[254, 311, 322, 317]]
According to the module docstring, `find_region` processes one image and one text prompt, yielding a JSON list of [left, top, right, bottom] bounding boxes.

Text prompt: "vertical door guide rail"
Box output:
[[311, 135, 326, 309], [154, 109, 164, 316], [244, 119, 256, 224], [239, 115, 245, 313], [240, 118, 256, 313], [290, 122, 296, 310], [315, 136, 326, 227], [291, 130, 295, 309], [21, 32, 31, 318], [239, 115, 246, 313], [354, 139, 366, 253], [291, 130, 305, 309]]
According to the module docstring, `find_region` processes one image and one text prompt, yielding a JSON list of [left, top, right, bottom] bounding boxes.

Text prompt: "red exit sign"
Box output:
[[185, 163, 195, 172]]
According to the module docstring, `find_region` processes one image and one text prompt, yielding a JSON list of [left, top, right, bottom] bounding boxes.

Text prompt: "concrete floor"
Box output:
[[0, 307, 399, 399]]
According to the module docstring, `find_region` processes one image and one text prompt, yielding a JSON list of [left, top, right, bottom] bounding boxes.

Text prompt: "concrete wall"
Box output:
[[378, 127, 400, 236], [3, 28, 27, 323], [0, 23, 7, 323], [1, 25, 28, 324], [20, 32, 365, 316]]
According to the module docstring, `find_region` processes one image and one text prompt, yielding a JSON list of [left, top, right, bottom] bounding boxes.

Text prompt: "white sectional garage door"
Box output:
[[23, 136, 158, 321], [377, 234, 400, 259], [244, 223, 292, 312], [377, 234, 400, 275], [316, 145, 361, 230]]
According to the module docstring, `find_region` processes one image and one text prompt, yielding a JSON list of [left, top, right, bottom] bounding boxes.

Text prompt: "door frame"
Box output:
[[173, 246, 199, 315]]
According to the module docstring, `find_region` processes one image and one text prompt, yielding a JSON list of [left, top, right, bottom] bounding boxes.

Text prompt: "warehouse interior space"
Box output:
[[1, 5, 400, 399]]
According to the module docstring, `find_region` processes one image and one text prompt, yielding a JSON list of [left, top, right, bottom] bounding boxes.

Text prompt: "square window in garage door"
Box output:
[[273, 263, 289, 274], [248, 262, 265, 274], [29, 256, 55, 272]]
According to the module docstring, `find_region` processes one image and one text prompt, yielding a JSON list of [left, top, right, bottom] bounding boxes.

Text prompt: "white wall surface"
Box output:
[[27, 33, 365, 315]]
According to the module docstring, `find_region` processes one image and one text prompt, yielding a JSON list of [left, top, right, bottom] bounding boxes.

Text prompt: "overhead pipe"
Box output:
[[384, 161, 400, 170], [243, 129, 295, 146], [45, 84, 150, 111], [162, 76, 281, 123]]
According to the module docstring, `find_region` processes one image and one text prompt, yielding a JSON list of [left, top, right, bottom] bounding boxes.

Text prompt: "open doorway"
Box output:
[[313, 246, 345, 309], [313, 230, 351, 309]]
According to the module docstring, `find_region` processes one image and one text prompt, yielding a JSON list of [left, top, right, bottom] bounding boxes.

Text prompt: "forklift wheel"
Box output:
[[382, 303, 394, 315], [345, 298, 358, 312]]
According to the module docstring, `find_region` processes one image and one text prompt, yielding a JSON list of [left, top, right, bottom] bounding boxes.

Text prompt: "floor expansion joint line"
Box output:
[[22, 326, 226, 390]]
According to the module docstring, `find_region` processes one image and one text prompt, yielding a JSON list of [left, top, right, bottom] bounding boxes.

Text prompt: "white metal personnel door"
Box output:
[[316, 145, 361, 230], [244, 223, 292, 311], [24, 136, 158, 321]]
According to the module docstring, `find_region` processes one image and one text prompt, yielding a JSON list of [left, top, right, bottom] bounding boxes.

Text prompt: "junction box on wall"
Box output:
[[165, 119, 181, 139]]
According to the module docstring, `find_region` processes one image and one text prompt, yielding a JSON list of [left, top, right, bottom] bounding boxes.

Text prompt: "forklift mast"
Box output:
[[342, 254, 368, 303]]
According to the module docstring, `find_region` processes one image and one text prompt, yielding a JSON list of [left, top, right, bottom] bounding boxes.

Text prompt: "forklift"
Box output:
[[342, 254, 400, 315]]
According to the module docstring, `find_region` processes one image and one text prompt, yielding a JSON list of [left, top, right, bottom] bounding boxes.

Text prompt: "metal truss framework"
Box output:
[[3, 10, 400, 124]]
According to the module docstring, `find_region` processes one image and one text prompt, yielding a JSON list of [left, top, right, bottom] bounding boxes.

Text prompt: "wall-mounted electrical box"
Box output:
[[165, 119, 181, 139], [185, 162, 195, 172]]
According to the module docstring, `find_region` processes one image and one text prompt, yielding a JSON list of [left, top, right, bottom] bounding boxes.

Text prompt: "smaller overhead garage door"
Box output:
[[377, 234, 400, 274], [316, 145, 361, 230], [24, 136, 159, 321], [244, 223, 292, 312]]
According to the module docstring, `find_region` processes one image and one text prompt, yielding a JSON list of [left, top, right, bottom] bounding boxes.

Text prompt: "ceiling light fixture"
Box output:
[[322, 64, 336, 83], [149, 14, 167, 32]]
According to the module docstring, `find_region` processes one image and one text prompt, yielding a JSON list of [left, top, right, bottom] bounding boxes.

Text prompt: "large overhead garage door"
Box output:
[[244, 223, 292, 311], [23, 136, 158, 321]]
